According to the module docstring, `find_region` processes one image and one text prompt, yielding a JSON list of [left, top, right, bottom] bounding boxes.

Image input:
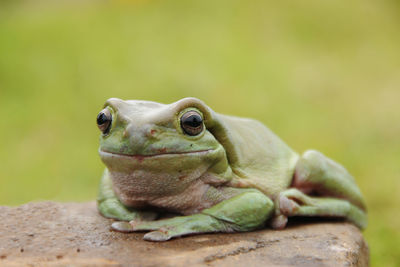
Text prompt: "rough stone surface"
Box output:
[[0, 202, 369, 267]]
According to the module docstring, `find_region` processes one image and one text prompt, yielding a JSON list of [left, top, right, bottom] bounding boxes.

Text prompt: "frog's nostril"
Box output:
[[124, 124, 136, 138]]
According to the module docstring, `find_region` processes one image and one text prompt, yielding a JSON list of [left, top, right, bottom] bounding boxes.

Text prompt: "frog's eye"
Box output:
[[97, 108, 112, 134], [180, 110, 204, 136]]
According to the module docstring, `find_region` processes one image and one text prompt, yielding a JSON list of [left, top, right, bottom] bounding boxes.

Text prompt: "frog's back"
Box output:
[[210, 113, 299, 199]]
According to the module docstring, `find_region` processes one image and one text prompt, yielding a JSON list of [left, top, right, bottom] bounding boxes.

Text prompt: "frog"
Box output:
[[96, 97, 367, 241]]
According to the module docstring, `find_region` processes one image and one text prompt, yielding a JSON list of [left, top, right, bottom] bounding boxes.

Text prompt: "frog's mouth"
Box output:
[[99, 149, 215, 159], [99, 147, 223, 174]]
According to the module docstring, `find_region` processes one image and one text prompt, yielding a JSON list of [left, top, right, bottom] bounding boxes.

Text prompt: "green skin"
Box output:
[[97, 97, 367, 241]]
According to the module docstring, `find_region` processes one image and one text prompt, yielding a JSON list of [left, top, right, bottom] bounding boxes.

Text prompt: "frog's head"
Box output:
[[97, 97, 231, 203]]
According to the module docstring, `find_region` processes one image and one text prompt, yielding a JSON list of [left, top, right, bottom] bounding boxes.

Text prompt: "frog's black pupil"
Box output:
[[184, 115, 202, 127], [97, 113, 108, 125]]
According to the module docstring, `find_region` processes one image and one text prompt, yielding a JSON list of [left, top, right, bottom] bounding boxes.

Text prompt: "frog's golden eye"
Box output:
[[97, 108, 112, 134], [180, 110, 204, 136]]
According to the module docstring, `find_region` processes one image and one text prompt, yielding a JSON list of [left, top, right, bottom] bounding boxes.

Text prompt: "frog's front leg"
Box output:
[[97, 169, 157, 222], [272, 150, 367, 229], [112, 189, 274, 241]]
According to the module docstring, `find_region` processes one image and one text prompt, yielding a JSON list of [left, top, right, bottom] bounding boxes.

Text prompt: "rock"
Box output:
[[0, 202, 369, 267]]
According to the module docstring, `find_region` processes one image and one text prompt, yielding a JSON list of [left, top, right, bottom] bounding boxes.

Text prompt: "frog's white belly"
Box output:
[[109, 170, 221, 214]]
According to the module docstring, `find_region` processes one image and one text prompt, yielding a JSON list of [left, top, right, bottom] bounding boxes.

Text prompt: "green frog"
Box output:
[[96, 97, 367, 241]]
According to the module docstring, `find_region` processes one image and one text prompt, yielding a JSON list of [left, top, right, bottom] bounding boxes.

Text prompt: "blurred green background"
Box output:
[[0, 0, 399, 265]]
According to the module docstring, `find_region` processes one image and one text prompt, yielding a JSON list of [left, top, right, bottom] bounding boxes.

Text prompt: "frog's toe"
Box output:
[[270, 214, 288, 230], [279, 194, 300, 216], [143, 229, 172, 242], [111, 221, 135, 233]]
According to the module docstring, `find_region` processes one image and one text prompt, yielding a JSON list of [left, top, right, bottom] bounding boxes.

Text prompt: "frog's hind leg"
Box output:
[[293, 150, 366, 210], [273, 150, 367, 229], [274, 188, 367, 229]]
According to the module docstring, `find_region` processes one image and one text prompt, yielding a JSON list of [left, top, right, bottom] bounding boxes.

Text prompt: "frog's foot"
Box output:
[[131, 214, 229, 241], [274, 188, 367, 229]]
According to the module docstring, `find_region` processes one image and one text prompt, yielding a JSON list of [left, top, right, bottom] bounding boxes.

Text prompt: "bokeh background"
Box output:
[[0, 0, 399, 265]]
